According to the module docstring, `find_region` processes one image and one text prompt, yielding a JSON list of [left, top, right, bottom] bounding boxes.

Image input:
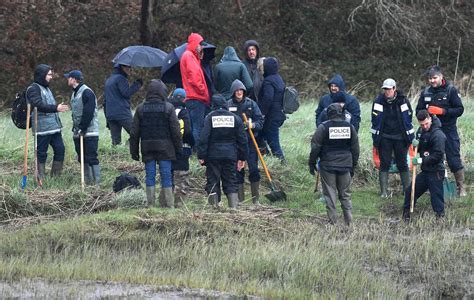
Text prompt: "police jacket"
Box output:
[[71, 83, 99, 138], [104, 65, 142, 121], [130, 80, 182, 162], [227, 79, 264, 135], [197, 108, 248, 162], [309, 105, 359, 172], [417, 116, 446, 172], [27, 64, 63, 136], [416, 80, 464, 128], [370, 91, 414, 146]]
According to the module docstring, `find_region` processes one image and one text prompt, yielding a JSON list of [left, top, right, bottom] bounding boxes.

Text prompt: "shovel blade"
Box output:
[[265, 190, 287, 202]]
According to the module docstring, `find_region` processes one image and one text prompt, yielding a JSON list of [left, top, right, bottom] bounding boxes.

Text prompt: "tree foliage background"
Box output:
[[1, 0, 473, 108]]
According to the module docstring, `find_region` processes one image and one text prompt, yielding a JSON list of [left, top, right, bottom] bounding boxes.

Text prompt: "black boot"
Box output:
[[379, 171, 389, 198], [50, 161, 63, 176]]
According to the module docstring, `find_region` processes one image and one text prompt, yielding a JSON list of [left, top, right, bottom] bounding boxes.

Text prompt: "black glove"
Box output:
[[135, 78, 143, 85], [131, 154, 139, 161], [309, 162, 316, 175]]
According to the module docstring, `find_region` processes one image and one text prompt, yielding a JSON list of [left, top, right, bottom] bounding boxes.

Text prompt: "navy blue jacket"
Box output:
[[258, 57, 286, 123], [315, 74, 361, 132], [371, 91, 414, 146], [417, 117, 446, 173], [104, 65, 142, 121]]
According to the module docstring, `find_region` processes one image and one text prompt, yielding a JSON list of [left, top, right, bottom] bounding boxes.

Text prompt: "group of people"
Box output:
[[23, 32, 466, 224], [310, 65, 465, 225]]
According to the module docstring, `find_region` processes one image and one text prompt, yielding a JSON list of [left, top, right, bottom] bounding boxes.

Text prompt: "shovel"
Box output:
[[80, 134, 85, 192], [410, 145, 419, 213], [34, 107, 42, 187], [21, 103, 31, 191], [242, 113, 286, 202]]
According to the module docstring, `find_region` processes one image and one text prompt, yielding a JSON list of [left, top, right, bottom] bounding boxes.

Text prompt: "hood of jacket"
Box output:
[[327, 103, 346, 121], [243, 39, 260, 61], [211, 94, 228, 110], [230, 79, 246, 96], [220, 46, 241, 63], [146, 79, 168, 100], [186, 33, 204, 58], [263, 57, 279, 77], [34, 64, 52, 87], [328, 74, 346, 92]]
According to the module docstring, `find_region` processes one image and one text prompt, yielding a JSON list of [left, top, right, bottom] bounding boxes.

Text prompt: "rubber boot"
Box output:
[[50, 161, 63, 176], [454, 169, 467, 197], [343, 210, 352, 226], [250, 181, 260, 204], [146, 186, 155, 207], [399, 171, 410, 194], [208, 193, 219, 207], [162, 187, 175, 208], [379, 171, 389, 198], [38, 163, 46, 180], [238, 184, 245, 202], [91, 164, 101, 185], [402, 209, 410, 222], [84, 166, 94, 185], [158, 189, 165, 207], [226, 193, 239, 209]]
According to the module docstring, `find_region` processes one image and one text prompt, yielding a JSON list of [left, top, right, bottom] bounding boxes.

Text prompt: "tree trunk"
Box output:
[[140, 0, 152, 45]]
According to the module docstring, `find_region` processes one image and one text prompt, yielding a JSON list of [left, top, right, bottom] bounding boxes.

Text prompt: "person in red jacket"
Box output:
[[180, 32, 210, 146]]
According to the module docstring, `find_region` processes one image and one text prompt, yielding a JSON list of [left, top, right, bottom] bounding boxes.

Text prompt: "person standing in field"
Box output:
[[371, 78, 414, 197], [214, 46, 253, 99], [104, 63, 143, 146], [197, 94, 248, 209], [315, 74, 361, 132], [180, 32, 210, 145], [227, 79, 264, 204], [130, 79, 182, 208], [308, 103, 359, 226], [65, 70, 101, 185], [27, 64, 70, 179], [242, 40, 264, 102], [415, 65, 466, 197], [403, 110, 446, 220]]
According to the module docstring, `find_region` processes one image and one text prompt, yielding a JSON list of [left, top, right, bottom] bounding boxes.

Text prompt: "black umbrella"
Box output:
[[161, 42, 216, 85], [112, 45, 167, 68]]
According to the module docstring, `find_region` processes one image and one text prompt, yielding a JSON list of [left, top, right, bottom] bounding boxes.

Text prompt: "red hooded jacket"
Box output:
[[180, 33, 210, 105]]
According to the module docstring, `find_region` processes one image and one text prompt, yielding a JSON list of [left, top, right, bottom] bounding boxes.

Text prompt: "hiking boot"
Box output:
[[146, 186, 155, 207], [50, 160, 63, 176], [454, 169, 467, 197], [91, 164, 101, 185], [38, 163, 46, 180], [162, 187, 175, 208], [238, 184, 244, 202], [226, 193, 239, 209], [250, 181, 259, 204], [379, 171, 389, 198], [399, 171, 410, 193]]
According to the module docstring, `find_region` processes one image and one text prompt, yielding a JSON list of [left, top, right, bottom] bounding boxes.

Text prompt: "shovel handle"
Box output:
[[410, 146, 419, 213], [23, 104, 31, 177], [242, 113, 273, 183], [80, 135, 85, 192]]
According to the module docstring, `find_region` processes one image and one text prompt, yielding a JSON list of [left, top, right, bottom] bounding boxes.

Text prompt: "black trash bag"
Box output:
[[113, 172, 141, 193]]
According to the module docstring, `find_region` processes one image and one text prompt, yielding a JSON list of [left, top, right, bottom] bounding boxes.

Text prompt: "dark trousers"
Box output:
[[37, 132, 65, 163], [404, 170, 445, 216], [185, 100, 209, 147], [442, 126, 463, 173], [205, 159, 238, 196], [108, 118, 132, 145], [262, 119, 285, 159], [378, 138, 408, 172], [320, 169, 352, 223], [73, 136, 99, 166], [237, 138, 260, 183]]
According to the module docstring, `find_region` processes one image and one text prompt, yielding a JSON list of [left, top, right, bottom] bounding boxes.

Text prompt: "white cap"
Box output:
[[381, 78, 396, 89]]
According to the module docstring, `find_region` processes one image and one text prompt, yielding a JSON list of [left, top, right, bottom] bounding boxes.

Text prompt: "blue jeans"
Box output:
[[37, 132, 65, 163], [185, 100, 208, 146], [145, 160, 172, 188], [262, 119, 285, 160]]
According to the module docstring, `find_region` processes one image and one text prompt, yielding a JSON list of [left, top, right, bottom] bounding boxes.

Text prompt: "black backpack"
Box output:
[[283, 86, 300, 114], [113, 172, 141, 193], [11, 87, 32, 129]]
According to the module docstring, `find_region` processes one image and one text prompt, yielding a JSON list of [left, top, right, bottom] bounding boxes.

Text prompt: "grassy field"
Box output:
[[0, 98, 472, 298]]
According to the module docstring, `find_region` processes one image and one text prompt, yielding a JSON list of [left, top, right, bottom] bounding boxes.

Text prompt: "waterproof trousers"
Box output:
[[320, 169, 353, 224]]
